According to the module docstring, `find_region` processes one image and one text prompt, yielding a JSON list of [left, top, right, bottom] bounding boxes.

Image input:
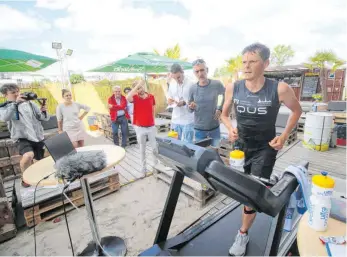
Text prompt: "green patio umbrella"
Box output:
[[88, 52, 192, 73], [0, 48, 58, 72]]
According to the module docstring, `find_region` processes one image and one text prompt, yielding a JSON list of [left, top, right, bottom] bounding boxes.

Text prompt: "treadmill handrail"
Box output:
[[155, 137, 304, 217], [205, 160, 300, 217]]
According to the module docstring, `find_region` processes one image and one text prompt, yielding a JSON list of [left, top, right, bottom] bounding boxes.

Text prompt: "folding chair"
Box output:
[[44, 132, 76, 162]]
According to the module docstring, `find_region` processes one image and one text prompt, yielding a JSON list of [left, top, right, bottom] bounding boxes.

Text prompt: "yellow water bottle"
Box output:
[[308, 171, 335, 231], [229, 148, 245, 172], [168, 130, 178, 139]]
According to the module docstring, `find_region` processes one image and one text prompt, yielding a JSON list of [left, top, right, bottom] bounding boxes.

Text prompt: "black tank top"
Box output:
[[232, 78, 280, 147]]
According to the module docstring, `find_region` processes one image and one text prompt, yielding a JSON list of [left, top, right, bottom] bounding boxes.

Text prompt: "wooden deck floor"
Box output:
[[273, 140, 346, 179]]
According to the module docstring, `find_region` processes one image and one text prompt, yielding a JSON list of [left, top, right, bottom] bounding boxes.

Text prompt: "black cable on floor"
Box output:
[[33, 171, 56, 257], [62, 181, 75, 256]]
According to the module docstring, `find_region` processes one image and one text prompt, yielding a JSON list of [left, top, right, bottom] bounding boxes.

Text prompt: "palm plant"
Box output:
[[226, 55, 243, 81], [153, 43, 188, 61], [305, 50, 345, 102]]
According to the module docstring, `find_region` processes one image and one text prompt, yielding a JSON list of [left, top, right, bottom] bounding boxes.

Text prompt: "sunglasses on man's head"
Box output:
[[192, 59, 205, 66]]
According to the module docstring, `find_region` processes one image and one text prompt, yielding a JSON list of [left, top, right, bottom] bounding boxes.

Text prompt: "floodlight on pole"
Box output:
[[66, 49, 73, 56], [52, 41, 65, 88], [52, 42, 62, 50], [64, 49, 73, 95]]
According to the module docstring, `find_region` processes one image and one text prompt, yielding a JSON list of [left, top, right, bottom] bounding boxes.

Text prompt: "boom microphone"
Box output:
[[54, 150, 107, 182]]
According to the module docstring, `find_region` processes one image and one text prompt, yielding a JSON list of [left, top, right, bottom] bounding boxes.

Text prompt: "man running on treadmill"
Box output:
[[221, 43, 302, 256]]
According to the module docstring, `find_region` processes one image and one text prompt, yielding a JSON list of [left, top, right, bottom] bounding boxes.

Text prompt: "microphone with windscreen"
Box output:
[[54, 150, 107, 183], [44, 132, 108, 185]]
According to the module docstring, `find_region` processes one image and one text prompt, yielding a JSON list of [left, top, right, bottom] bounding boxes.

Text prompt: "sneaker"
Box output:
[[139, 168, 147, 178], [229, 230, 250, 256], [21, 180, 31, 188]]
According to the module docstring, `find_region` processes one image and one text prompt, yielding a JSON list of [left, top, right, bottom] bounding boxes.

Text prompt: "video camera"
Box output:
[[21, 92, 47, 106], [0, 92, 48, 121], [21, 92, 48, 117], [21, 92, 38, 101]]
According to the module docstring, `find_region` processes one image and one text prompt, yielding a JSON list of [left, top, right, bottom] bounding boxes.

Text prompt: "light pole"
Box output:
[[52, 42, 65, 88], [65, 48, 73, 95], [52, 42, 74, 96]]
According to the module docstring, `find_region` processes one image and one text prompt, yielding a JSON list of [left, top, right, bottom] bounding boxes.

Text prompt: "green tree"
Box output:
[[153, 43, 188, 61], [270, 45, 295, 66], [305, 50, 345, 102], [226, 55, 243, 80], [213, 66, 231, 78], [70, 74, 85, 84]]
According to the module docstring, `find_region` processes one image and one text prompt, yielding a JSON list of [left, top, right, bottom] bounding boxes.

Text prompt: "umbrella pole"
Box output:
[[144, 72, 148, 91]]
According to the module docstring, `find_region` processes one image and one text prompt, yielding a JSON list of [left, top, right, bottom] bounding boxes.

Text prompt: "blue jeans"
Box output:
[[195, 126, 221, 147], [171, 123, 194, 143], [111, 115, 128, 147]]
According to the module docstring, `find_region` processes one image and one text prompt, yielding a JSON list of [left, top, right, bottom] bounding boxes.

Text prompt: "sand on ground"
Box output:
[[0, 131, 219, 256], [0, 175, 216, 256]]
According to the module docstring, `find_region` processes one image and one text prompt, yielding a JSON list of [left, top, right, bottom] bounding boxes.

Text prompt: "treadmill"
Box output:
[[140, 137, 308, 256]]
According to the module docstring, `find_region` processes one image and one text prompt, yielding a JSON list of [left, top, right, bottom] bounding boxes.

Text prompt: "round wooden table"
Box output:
[[297, 211, 346, 257], [23, 144, 127, 256], [23, 144, 126, 186]]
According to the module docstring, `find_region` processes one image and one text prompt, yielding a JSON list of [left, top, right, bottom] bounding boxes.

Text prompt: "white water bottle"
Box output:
[[308, 171, 335, 231]]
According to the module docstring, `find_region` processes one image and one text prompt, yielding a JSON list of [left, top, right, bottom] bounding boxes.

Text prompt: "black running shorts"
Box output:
[[18, 139, 45, 161], [242, 144, 278, 179]]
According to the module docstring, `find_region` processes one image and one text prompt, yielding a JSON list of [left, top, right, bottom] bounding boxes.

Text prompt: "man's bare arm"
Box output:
[[278, 82, 302, 139], [220, 82, 235, 131], [126, 80, 143, 103]]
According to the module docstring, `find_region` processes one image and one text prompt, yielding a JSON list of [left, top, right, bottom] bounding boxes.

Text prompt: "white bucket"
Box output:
[[303, 112, 334, 152]]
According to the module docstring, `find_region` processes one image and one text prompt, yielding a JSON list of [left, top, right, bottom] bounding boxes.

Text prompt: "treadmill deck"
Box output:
[[160, 204, 274, 256]]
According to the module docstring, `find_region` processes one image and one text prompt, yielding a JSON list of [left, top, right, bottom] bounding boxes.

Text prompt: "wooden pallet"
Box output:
[[101, 128, 138, 145], [93, 112, 112, 130], [157, 111, 172, 120], [154, 163, 215, 208], [333, 112, 346, 124], [0, 197, 17, 242], [155, 118, 171, 133], [286, 131, 298, 145], [218, 148, 230, 159], [24, 173, 120, 227]]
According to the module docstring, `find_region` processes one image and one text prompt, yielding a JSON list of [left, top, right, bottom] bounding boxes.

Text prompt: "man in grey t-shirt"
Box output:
[[188, 59, 225, 147]]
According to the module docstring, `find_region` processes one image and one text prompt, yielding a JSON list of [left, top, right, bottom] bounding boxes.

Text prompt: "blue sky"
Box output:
[[0, 0, 346, 76]]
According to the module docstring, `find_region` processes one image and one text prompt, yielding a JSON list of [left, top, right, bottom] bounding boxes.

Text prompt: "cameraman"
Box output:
[[0, 83, 50, 187]]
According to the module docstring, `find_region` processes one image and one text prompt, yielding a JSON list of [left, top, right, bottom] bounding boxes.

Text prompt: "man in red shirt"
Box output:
[[126, 80, 158, 175], [108, 85, 130, 147]]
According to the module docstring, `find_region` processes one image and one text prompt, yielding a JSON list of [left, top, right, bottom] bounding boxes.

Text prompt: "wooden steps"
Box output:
[[153, 163, 215, 208], [23, 172, 120, 227]]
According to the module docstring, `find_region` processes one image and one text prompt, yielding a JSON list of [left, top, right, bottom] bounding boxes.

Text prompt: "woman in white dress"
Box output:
[[56, 89, 91, 148]]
